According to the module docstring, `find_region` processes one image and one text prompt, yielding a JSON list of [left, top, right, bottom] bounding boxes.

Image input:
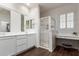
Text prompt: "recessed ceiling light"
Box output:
[[26, 3, 30, 6]]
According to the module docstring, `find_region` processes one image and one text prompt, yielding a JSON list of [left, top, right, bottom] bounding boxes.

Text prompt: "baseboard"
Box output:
[[39, 46, 51, 52]]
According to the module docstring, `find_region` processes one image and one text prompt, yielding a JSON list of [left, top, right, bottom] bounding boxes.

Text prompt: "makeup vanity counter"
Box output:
[[56, 33, 79, 40]]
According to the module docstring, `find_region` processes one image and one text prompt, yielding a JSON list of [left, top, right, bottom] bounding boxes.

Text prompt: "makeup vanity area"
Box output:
[[55, 33, 79, 49], [56, 33, 79, 40]]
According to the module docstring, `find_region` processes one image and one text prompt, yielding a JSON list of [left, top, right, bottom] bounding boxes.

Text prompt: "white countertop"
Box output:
[[56, 33, 79, 40], [0, 32, 36, 37]]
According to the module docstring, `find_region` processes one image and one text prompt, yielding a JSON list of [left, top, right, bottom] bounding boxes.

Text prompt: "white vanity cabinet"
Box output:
[[0, 36, 16, 56], [0, 34, 36, 56], [16, 34, 36, 53], [16, 35, 27, 53], [27, 34, 36, 49]]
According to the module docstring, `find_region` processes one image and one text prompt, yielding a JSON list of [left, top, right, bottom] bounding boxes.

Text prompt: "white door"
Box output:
[[30, 34, 35, 47], [27, 34, 35, 49]]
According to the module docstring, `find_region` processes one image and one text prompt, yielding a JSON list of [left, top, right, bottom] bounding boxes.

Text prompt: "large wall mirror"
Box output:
[[21, 14, 24, 32], [0, 7, 10, 32]]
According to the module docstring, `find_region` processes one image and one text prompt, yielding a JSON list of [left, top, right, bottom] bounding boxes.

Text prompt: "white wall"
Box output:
[[29, 4, 40, 47], [41, 4, 79, 49], [41, 4, 79, 34]]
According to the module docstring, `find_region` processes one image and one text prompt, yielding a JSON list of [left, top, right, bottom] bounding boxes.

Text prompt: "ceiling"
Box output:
[[39, 3, 66, 14], [23, 3, 78, 14], [23, 3, 65, 13]]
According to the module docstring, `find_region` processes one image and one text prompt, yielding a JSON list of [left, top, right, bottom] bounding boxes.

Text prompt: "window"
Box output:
[[60, 14, 66, 28], [67, 12, 74, 28], [60, 12, 74, 29]]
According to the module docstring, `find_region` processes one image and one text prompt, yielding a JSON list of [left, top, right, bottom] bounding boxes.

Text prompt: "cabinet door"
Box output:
[[17, 44, 26, 53], [27, 34, 35, 49], [17, 38, 27, 46], [16, 35, 28, 53], [0, 38, 16, 56], [30, 35, 35, 47], [27, 36, 31, 49]]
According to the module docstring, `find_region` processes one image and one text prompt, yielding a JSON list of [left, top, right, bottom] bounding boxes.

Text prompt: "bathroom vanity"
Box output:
[[0, 4, 38, 56], [0, 33, 36, 56]]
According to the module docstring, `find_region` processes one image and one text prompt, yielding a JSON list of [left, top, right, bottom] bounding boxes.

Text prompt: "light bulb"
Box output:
[[26, 3, 30, 6]]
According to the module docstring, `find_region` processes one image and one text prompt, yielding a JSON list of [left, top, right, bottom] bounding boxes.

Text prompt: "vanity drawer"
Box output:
[[17, 44, 26, 53], [0, 36, 15, 40], [16, 35, 27, 39], [17, 39, 26, 46]]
